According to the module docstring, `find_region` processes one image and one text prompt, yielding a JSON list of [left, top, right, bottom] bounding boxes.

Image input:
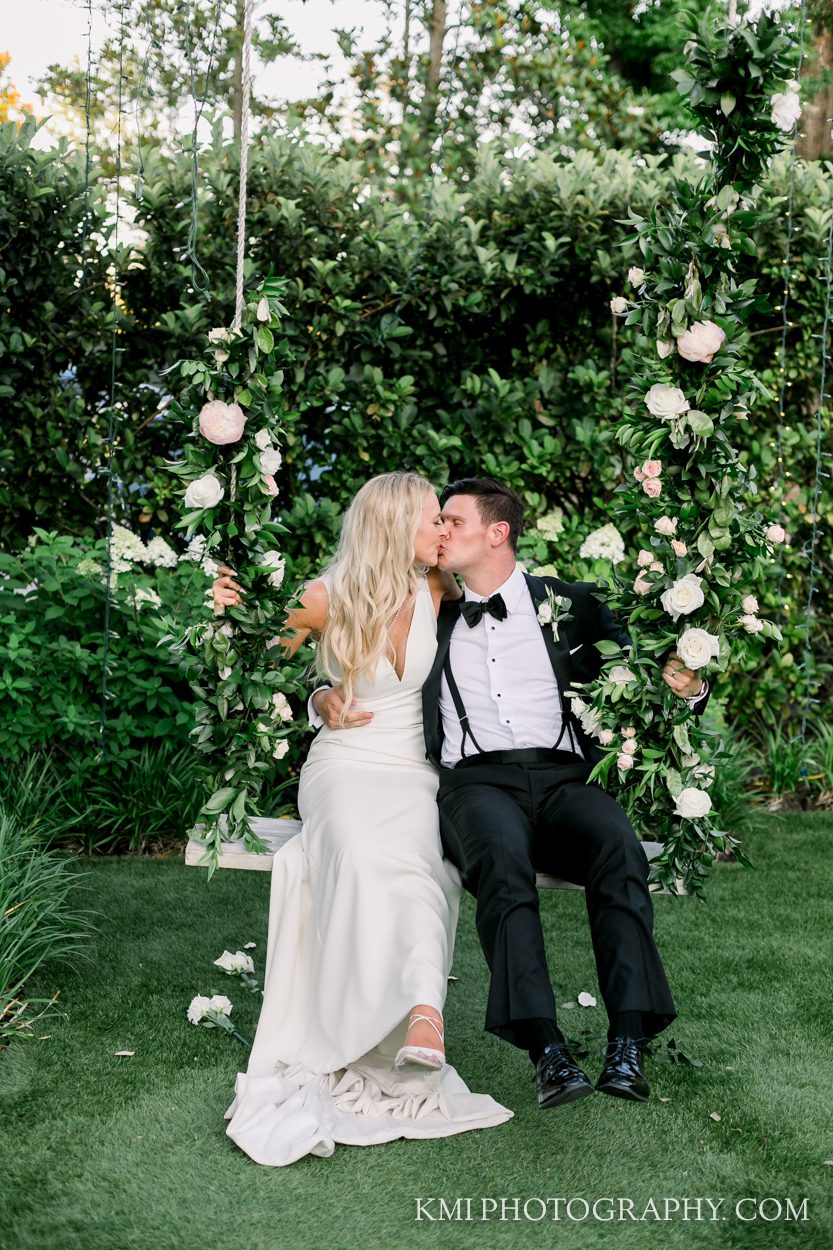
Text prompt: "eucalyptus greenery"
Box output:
[[166, 277, 305, 875], [574, 8, 800, 894]]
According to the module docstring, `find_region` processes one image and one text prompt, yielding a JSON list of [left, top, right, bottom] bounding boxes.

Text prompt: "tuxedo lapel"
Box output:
[[523, 573, 572, 712]]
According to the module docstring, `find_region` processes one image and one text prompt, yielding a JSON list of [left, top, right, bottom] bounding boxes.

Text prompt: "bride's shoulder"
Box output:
[[427, 566, 462, 604]]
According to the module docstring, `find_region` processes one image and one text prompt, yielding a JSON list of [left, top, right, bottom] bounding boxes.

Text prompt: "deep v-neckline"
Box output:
[[386, 591, 419, 684]]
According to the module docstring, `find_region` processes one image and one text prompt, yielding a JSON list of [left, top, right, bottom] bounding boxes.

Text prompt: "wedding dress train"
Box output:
[[225, 577, 512, 1165]]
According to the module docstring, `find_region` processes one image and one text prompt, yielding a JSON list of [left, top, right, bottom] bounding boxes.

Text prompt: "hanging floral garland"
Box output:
[[166, 278, 302, 876], [570, 9, 800, 894]]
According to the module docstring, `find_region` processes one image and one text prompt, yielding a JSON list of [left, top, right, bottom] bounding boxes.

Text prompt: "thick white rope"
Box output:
[[233, 0, 254, 333]]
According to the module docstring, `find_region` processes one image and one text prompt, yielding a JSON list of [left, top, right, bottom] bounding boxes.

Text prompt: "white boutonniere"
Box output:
[[537, 589, 573, 642]]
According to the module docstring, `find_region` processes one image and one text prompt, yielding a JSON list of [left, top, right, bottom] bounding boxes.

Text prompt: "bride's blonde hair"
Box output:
[[316, 472, 435, 712]]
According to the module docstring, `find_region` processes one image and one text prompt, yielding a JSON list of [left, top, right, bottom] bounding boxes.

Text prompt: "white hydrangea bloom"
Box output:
[[535, 507, 565, 540], [579, 524, 626, 565], [145, 536, 178, 569], [128, 586, 162, 610]]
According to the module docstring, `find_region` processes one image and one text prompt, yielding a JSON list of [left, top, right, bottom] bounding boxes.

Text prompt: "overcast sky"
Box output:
[[3, 0, 389, 112], [3, 0, 798, 132]]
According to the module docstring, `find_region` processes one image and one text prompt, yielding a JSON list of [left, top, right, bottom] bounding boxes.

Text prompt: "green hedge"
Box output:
[[1, 123, 830, 729]]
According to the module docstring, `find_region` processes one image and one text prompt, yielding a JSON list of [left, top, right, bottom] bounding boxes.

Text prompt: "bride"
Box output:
[[212, 472, 512, 1166]]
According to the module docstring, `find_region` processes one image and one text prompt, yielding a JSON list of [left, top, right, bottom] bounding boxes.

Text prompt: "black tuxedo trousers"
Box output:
[[437, 756, 677, 1048]]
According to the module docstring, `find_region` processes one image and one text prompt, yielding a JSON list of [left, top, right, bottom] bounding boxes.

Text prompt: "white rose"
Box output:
[[654, 516, 677, 536], [187, 995, 211, 1025], [610, 665, 636, 685], [208, 995, 233, 1016], [273, 739, 290, 760], [771, 89, 801, 132], [677, 627, 720, 670], [677, 320, 726, 364], [637, 549, 653, 567], [742, 595, 759, 614], [610, 296, 628, 314], [259, 449, 283, 475], [537, 602, 553, 624], [644, 383, 690, 420], [213, 950, 254, 976], [627, 267, 645, 288], [694, 763, 716, 786], [260, 550, 286, 589], [598, 729, 614, 746], [184, 474, 224, 509], [740, 614, 764, 634], [208, 327, 230, 343], [617, 753, 634, 771], [254, 429, 273, 450], [765, 524, 786, 544], [568, 695, 588, 715], [271, 692, 293, 723], [661, 574, 705, 621], [674, 787, 713, 820]]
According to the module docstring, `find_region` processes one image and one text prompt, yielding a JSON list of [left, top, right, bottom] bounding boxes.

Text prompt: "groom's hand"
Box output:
[[312, 686, 374, 729], [662, 651, 704, 700]]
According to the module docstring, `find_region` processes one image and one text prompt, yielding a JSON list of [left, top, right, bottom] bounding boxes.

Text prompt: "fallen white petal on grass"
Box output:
[[560, 1001, 577, 1009], [243, 942, 256, 950], [658, 1097, 672, 1104], [709, 1112, 722, 1122], [114, 1050, 135, 1057], [577, 991, 597, 1008]]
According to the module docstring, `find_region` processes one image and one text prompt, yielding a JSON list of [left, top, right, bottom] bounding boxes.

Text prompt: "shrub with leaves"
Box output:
[[572, 8, 798, 894], [166, 278, 306, 874]]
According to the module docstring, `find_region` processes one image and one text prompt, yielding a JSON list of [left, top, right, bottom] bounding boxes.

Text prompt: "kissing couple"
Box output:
[[213, 474, 709, 1167]]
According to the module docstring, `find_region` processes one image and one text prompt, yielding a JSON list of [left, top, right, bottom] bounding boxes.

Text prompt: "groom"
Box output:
[[317, 478, 710, 1108]]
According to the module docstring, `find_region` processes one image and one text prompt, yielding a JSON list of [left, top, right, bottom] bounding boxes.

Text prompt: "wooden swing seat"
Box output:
[[185, 819, 685, 894]]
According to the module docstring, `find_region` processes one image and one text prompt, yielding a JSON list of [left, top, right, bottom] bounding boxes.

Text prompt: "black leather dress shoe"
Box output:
[[535, 1042, 595, 1109], [595, 1037, 650, 1102]]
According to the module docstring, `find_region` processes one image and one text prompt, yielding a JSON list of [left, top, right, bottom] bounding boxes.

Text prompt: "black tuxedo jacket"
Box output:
[[421, 573, 708, 770]]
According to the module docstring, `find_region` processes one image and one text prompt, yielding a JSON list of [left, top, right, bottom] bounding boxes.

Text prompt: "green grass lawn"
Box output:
[[1, 813, 831, 1250]]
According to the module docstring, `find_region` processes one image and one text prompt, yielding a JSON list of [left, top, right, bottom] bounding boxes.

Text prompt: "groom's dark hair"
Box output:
[[440, 478, 525, 552]]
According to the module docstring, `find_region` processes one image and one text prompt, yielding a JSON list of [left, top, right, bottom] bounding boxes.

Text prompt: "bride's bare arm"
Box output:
[[427, 566, 462, 613], [211, 565, 328, 659]]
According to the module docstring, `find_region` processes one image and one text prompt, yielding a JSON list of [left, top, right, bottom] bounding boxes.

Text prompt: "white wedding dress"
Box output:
[[225, 576, 512, 1166]]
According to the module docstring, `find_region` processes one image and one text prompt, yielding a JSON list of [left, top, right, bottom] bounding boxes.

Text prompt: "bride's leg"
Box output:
[[404, 1003, 444, 1055]]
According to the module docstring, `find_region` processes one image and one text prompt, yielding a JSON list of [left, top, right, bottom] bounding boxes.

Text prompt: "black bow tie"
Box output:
[[460, 593, 508, 628]]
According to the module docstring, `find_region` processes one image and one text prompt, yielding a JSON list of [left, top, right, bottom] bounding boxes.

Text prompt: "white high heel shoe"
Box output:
[[394, 1013, 445, 1071]]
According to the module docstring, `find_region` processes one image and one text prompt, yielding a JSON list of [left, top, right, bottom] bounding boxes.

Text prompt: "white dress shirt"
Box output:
[[439, 564, 583, 768]]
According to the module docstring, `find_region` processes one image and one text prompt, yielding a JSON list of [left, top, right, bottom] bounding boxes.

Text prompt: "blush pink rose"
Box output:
[[263, 474, 279, 497], [642, 477, 662, 498], [634, 467, 646, 482], [641, 459, 662, 478], [677, 320, 726, 364], [671, 540, 688, 557], [765, 524, 787, 544], [598, 729, 615, 746], [621, 738, 638, 756], [633, 576, 652, 595], [617, 753, 634, 771], [622, 727, 636, 738], [198, 400, 246, 445]]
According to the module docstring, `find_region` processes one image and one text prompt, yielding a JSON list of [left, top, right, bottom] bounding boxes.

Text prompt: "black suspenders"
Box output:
[[442, 654, 486, 759], [443, 638, 581, 760]]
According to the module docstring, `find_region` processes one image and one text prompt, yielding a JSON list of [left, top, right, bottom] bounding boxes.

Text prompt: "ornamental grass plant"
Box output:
[[0, 803, 94, 1044]]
